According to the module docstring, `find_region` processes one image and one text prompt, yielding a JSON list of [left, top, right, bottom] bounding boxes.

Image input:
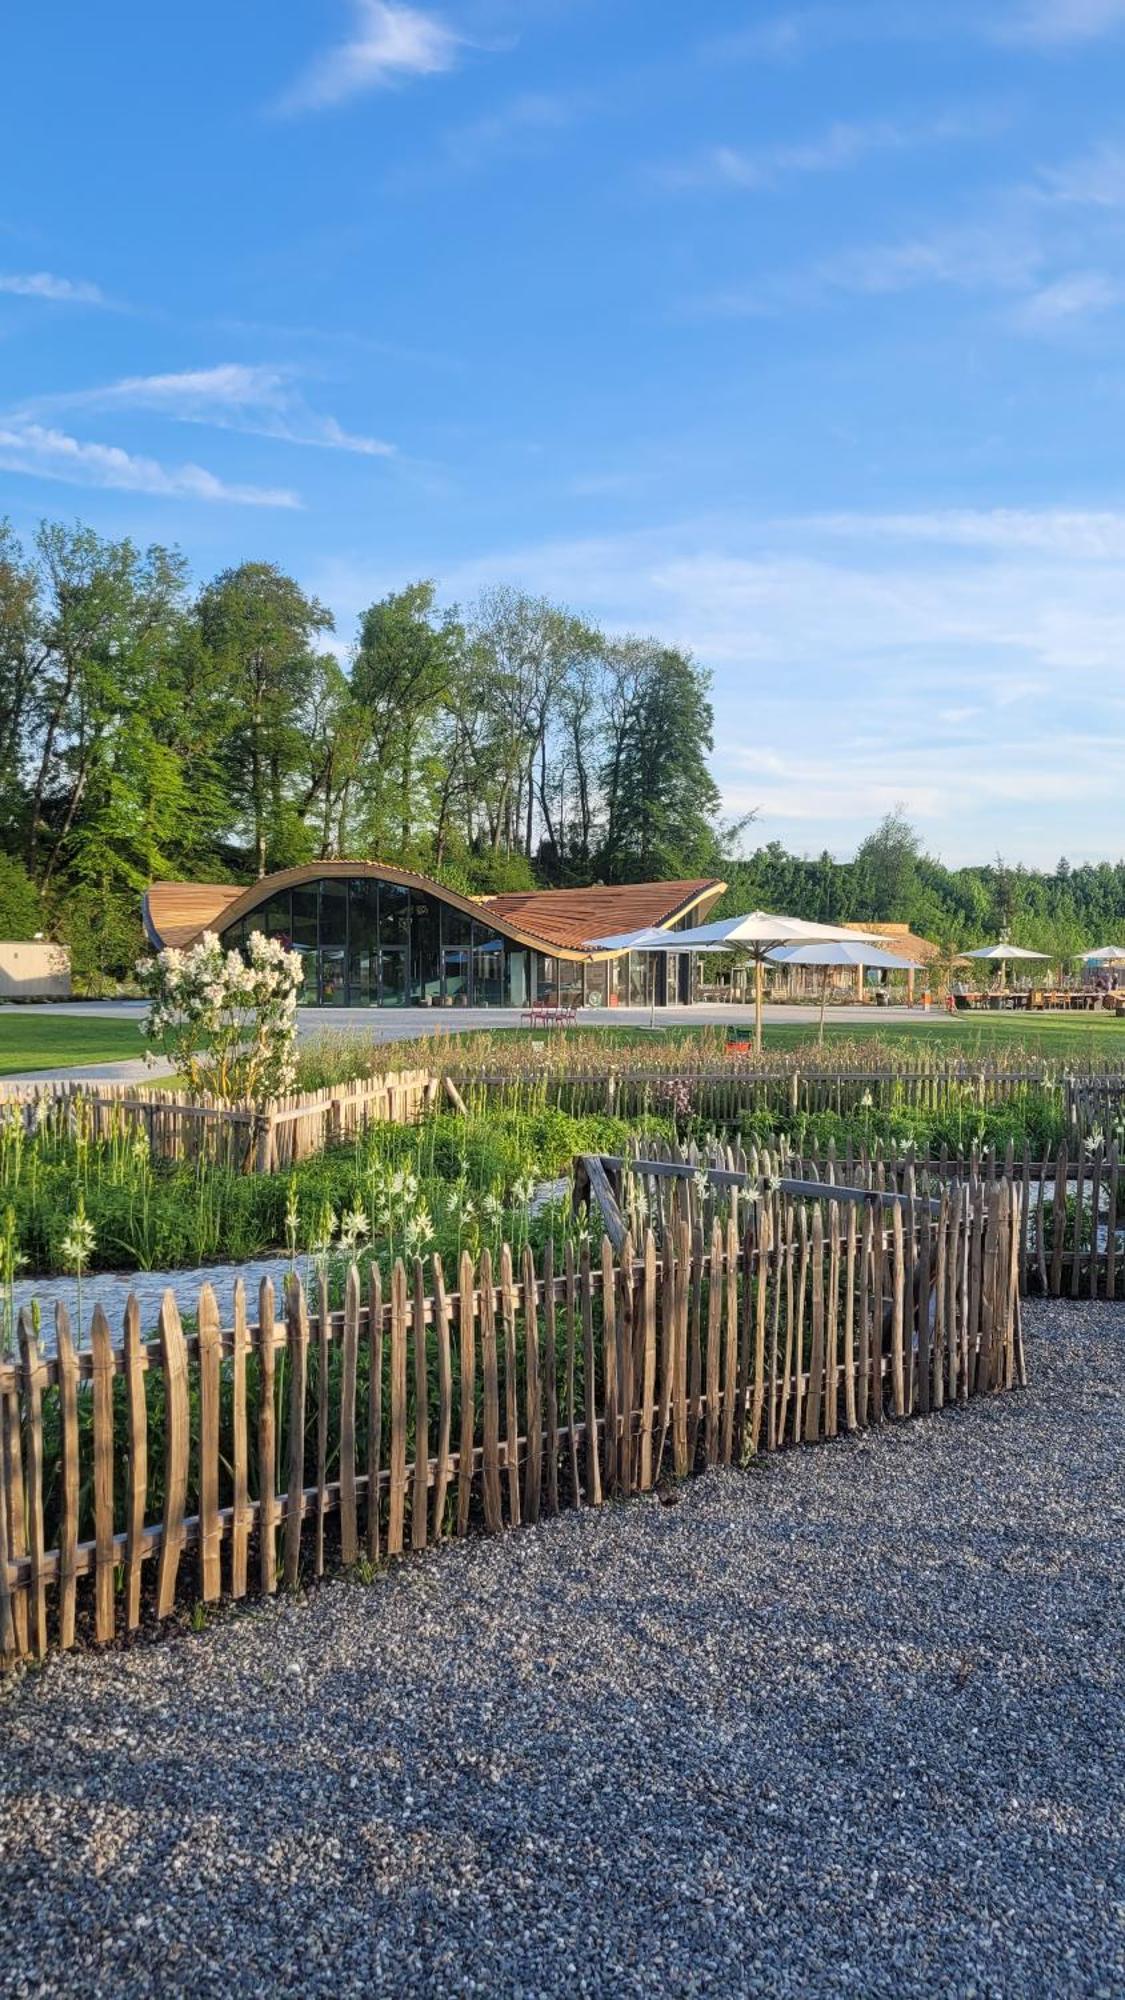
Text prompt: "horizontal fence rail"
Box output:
[[0, 1177, 1022, 1668]]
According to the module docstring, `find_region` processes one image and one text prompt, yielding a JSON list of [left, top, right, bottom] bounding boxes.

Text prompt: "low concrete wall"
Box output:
[[0, 941, 71, 998]]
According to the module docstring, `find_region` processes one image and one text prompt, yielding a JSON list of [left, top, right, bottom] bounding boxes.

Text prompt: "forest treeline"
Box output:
[[0, 517, 1121, 985]]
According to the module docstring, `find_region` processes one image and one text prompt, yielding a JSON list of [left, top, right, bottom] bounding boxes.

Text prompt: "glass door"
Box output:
[[378, 947, 407, 1007]]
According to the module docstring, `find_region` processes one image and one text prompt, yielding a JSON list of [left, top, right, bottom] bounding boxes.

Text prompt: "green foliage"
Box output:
[[720, 823, 1125, 959], [0, 1103, 671, 1281], [0, 852, 41, 937]]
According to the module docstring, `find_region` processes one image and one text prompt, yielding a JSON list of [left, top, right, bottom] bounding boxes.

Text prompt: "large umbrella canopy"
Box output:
[[585, 911, 880, 1048], [962, 943, 1049, 962], [1077, 944, 1125, 963], [766, 941, 918, 969], [767, 938, 919, 1042]]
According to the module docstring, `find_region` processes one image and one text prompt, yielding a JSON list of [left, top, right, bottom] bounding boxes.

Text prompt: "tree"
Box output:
[[199, 563, 334, 877], [854, 807, 922, 922], [599, 644, 722, 880], [351, 582, 464, 861], [24, 522, 190, 890]]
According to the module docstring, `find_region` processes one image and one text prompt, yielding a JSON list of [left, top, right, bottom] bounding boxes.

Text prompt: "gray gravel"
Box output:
[[1, 1298, 1122, 1999]]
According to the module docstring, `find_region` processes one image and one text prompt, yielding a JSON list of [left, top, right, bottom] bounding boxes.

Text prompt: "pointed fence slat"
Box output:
[[339, 1266, 360, 1567], [155, 1293, 189, 1620], [257, 1277, 277, 1595], [456, 1251, 476, 1538], [55, 1307, 80, 1650], [283, 1277, 309, 1590], [18, 1315, 47, 1659], [197, 1286, 222, 1603]]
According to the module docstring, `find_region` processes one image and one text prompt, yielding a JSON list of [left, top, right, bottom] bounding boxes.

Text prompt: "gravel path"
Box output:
[[1, 1300, 1122, 1999]]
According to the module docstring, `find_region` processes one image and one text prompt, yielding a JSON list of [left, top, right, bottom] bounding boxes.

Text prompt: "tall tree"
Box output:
[[854, 807, 921, 921], [351, 581, 463, 859], [599, 644, 721, 881], [198, 562, 333, 876]]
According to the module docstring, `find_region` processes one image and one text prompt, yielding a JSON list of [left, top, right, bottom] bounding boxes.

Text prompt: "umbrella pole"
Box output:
[[755, 954, 764, 1054], [818, 967, 828, 1045]]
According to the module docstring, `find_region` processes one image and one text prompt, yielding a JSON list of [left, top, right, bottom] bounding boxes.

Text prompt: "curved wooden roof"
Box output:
[[143, 863, 727, 960]]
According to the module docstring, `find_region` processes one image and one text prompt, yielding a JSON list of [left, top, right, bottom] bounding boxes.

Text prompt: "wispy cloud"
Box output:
[[0, 420, 299, 506], [705, 2, 1125, 58], [804, 506, 1125, 558], [19, 363, 394, 457], [1040, 139, 1125, 207], [654, 105, 1008, 194], [998, 0, 1125, 44], [688, 129, 1125, 327], [275, 1, 461, 115], [382, 87, 586, 190], [0, 271, 108, 305], [1014, 269, 1123, 325]]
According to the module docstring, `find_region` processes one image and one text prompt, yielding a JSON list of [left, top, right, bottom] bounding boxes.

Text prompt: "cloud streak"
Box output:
[[998, 0, 1125, 44], [0, 420, 299, 506], [655, 105, 1007, 194], [0, 271, 108, 305], [275, 1, 461, 114], [19, 363, 395, 457]]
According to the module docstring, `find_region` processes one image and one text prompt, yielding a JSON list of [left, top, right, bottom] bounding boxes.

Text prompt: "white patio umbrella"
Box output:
[[587, 910, 878, 1050], [962, 942, 1050, 990], [767, 939, 919, 1043], [1077, 945, 1125, 962]]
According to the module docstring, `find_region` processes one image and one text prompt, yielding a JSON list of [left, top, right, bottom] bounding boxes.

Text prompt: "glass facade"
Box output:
[[219, 876, 586, 1009]]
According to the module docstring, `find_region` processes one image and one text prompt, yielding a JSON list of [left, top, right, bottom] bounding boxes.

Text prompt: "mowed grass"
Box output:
[[0, 1012, 146, 1074], [764, 1014, 1125, 1060], [478, 1014, 1125, 1063]]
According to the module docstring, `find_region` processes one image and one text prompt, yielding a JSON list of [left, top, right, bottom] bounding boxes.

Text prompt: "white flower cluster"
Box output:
[[137, 929, 304, 1107]]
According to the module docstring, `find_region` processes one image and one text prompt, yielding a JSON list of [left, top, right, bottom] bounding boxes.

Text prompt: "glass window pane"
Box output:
[[320, 947, 347, 1006], [320, 878, 348, 949], [379, 947, 406, 1006], [473, 923, 505, 1005], [628, 952, 653, 1007], [348, 879, 379, 1004], [506, 948, 530, 1009], [380, 880, 409, 947], [557, 960, 584, 1008], [291, 885, 318, 949], [442, 906, 474, 948], [584, 959, 608, 1008], [411, 894, 442, 1004], [253, 892, 292, 943]]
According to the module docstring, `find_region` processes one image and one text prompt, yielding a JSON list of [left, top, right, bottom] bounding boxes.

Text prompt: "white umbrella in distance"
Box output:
[[1077, 945, 1125, 963], [586, 910, 879, 1049], [962, 942, 1050, 991], [768, 939, 919, 1042]]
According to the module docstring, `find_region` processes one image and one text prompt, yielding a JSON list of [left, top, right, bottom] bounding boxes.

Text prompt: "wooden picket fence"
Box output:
[[603, 1133, 1123, 1302], [0, 1175, 1022, 1667], [0, 1070, 439, 1172], [468, 1059, 1074, 1124], [1065, 1073, 1125, 1141]]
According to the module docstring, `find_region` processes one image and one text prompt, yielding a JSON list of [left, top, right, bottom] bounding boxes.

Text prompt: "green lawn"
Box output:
[[476, 1014, 1125, 1063], [0, 1013, 146, 1074], [763, 1014, 1125, 1060]]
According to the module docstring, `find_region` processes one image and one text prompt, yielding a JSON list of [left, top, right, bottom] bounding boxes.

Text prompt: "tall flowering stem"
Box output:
[[137, 930, 303, 1107]]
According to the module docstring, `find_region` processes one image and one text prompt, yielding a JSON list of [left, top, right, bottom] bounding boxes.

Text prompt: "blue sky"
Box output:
[[3, 1, 1125, 869]]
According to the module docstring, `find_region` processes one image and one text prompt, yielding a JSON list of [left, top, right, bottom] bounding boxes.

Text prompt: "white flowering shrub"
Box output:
[[137, 930, 303, 1106]]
